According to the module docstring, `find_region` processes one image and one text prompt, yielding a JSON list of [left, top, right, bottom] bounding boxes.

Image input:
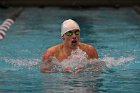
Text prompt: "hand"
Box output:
[[63, 66, 84, 74], [72, 66, 84, 74], [63, 67, 73, 73]]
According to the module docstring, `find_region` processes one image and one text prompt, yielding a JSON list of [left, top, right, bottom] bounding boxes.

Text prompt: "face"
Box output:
[[62, 29, 80, 49]]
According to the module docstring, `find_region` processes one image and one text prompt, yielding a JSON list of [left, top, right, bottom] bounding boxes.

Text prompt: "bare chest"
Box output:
[[54, 51, 69, 62]]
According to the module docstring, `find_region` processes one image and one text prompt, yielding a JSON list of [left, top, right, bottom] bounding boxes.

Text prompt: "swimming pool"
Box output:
[[0, 7, 140, 93]]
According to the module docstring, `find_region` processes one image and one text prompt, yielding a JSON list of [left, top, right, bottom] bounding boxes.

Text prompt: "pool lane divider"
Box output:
[[0, 19, 14, 39], [0, 7, 24, 40]]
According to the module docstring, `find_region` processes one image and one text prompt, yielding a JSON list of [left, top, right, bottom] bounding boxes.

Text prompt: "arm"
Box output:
[[87, 45, 106, 71], [88, 45, 98, 59], [40, 49, 54, 73]]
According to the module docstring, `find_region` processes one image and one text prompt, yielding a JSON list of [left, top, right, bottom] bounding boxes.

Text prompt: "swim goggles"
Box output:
[[65, 31, 80, 36]]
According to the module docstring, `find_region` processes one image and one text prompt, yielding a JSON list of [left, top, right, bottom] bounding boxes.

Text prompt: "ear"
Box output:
[[61, 36, 65, 40]]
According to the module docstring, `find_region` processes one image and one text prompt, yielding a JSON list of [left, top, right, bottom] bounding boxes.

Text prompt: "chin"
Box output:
[[70, 46, 77, 50], [70, 43, 78, 49]]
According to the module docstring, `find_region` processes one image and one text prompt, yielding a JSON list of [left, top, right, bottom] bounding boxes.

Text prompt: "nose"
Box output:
[[72, 33, 76, 38], [72, 36, 77, 43], [72, 36, 76, 40]]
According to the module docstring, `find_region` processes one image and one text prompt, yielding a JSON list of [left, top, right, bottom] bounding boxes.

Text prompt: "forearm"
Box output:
[[40, 66, 53, 73], [40, 60, 53, 73], [85, 61, 106, 72]]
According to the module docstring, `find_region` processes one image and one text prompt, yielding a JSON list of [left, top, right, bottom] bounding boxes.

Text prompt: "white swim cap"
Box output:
[[61, 19, 80, 36]]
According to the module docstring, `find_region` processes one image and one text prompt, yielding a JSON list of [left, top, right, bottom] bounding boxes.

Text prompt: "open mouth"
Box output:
[[72, 39, 77, 43]]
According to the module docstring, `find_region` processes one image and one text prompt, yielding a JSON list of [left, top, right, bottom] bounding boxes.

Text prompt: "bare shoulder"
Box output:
[[79, 42, 98, 59], [84, 43, 97, 53], [79, 42, 96, 50], [42, 44, 61, 62], [44, 46, 55, 55], [87, 44, 98, 59], [47, 45, 57, 53], [87, 44, 96, 51]]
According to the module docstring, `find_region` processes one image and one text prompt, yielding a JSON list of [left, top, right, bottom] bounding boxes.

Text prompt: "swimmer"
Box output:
[[40, 19, 98, 74]]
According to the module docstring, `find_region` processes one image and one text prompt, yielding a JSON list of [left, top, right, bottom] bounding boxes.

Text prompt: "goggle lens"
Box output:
[[65, 31, 73, 36], [65, 31, 80, 36], [75, 31, 80, 35]]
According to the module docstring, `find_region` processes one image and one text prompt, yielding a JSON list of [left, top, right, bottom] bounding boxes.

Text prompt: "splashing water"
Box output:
[[3, 57, 39, 69], [51, 47, 105, 72], [1, 47, 135, 72], [51, 47, 135, 72], [101, 55, 135, 68], [51, 47, 89, 72], [60, 47, 88, 68]]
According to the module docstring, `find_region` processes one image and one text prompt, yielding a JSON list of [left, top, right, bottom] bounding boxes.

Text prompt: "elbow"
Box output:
[[40, 66, 52, 73], [40, 67, 46, 73]]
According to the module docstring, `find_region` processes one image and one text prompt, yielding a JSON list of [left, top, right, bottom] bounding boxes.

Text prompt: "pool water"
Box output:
[[0, 7, 140, 93]]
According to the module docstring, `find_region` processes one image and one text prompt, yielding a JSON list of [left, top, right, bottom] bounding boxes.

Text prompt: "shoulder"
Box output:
[[83, 43, 97, 52], [79, 42, 98, 59], [79, 42, 95, 50], [87, 45, 98, 59], [79, 42, 89, 49], [44, 46, 56, 55], [87, 44, 96, 51], [42, 44, 61, 61]]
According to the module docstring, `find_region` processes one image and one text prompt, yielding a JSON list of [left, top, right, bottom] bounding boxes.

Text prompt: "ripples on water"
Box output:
[[0, 47, 136, 93]]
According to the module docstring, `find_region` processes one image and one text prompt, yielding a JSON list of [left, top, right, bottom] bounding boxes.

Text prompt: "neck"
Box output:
[[62, 42, 78, 55]]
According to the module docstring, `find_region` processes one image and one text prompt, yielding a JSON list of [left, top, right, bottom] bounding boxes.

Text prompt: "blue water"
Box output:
[[0, 7, 140, 93]]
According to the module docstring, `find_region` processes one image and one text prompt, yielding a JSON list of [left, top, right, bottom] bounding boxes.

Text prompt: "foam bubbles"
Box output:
[[50, 47, 106, 72], [50, 48, 135, 72], [60, 47, 88, 68], [1, 47, 135, 72], [101, 55, 135, 68], [4, 57, 39, 69]]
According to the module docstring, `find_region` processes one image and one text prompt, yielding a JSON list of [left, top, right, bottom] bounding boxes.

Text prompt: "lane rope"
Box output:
[[0, 7, 24, 40]]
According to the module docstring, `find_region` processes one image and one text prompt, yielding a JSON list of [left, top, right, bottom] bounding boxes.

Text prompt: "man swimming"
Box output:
[[40, 19, 98, 74]]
